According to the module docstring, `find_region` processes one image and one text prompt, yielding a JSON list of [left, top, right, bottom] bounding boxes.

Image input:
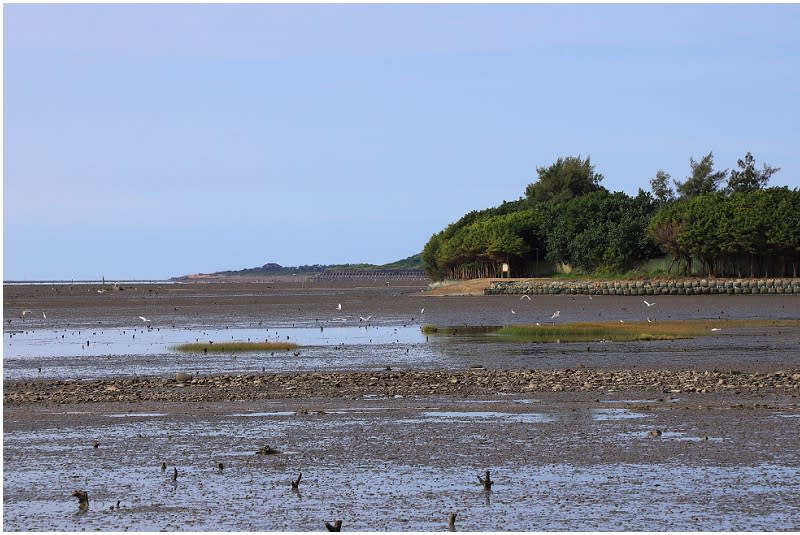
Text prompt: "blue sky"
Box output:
[[4, 3, 799, 280]]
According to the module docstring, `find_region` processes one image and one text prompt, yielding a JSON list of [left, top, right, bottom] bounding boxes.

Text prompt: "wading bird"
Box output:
[[550, 311, 560, 320]]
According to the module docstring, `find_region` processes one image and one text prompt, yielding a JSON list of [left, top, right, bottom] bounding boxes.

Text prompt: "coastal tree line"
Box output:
[[422, 153, 800, 280]]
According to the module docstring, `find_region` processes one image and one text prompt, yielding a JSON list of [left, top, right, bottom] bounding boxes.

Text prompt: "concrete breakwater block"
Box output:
[[486, 278, 800, 296]]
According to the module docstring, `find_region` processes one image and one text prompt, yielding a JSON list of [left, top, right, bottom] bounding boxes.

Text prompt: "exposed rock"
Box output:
[[4, 367, 799, 405]]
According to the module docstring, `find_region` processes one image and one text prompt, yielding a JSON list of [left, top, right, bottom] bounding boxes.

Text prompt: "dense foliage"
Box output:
[[648, 188, 800, 277], [423, 154, 799, 280]]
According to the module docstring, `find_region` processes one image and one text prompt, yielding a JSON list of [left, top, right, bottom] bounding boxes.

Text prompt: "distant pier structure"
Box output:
[[314, 269, 426, 281]]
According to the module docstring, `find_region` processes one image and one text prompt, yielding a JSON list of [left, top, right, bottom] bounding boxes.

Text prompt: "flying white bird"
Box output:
[[359, 315, 372, 322], [138, 316, 151, 323], [643, 300, 655, 307], [520, 295, 531, 301], [22, 310, 32, 318], [550, 311, 560, 320]]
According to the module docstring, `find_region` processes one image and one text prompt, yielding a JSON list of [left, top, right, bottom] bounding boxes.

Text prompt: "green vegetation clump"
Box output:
[[423, 152, 798, 280], [172, 341, 299, 353], [421, 325, 501, 335], [496, 322, 703, 342], [422, 320, 800, 343]]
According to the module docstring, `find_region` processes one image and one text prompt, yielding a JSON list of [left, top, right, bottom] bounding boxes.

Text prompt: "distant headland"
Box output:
[[170, 254, 424, 281]]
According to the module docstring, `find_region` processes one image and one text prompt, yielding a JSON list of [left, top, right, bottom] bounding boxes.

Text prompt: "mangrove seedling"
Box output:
[[256, 444, 281, 455], [291, 473, 302, 490], [72, 490, 89, 512], [325, 520, 342, 532], [478, 470, 493, 491]]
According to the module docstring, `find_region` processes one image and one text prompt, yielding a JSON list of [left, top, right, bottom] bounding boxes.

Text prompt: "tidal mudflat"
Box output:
[[3, 280, 800, 530]]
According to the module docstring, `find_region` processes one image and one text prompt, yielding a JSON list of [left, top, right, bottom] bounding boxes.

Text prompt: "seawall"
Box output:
[[486, 278, 800, 296]]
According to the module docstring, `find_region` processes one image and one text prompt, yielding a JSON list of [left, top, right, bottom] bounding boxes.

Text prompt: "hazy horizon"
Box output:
[[4, 4, 800, 280]]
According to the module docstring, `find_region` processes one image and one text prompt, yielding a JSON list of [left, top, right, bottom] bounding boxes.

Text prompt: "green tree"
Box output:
[[726, 152, 780, 193], [649, 170, 675, 204], [765, 187, 800, 277], [648, 200, 692, 274], [677, 193, 727, 276], [525, 155, 604, 205], [674, 151, 727, 198], [421, 232, 445, 280], [542, 190, 657, 273]]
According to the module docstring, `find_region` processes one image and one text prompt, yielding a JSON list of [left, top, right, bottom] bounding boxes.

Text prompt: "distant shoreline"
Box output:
[[3, 279, 169, 285]]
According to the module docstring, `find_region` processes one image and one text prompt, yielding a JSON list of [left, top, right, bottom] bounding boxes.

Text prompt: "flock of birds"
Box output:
[[9, 281, 701, 335], [508, 296, 661, 324]]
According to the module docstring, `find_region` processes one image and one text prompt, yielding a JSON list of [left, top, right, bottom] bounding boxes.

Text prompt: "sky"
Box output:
[[3, 3, 800, 281]]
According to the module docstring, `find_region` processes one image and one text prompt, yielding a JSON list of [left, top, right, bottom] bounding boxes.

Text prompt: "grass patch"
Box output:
[[496, 322, 693, 342], [423, 319, 800, 343], [172, 341, 299, 353], [421, 325, 502, 335]]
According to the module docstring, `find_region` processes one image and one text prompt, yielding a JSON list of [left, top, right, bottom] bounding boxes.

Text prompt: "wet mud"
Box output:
[[3, 281, 800, 531]]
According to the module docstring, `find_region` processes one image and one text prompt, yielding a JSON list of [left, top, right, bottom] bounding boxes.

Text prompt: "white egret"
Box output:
[[420, 308, 425, 314], [520, 295, 531, 301], [643, 300, 655, 307], [550, 311, 560, 320], [22, 310, 32, 318], [511, 309, 516, 314], [359, 315, 372, 322], [336, 304, 342, 311], [138, 316, 151, 323]]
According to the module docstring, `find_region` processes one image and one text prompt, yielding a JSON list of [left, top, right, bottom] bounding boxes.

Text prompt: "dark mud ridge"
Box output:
[[5, 368, 800, 405], [487, 277, 800, 296]]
